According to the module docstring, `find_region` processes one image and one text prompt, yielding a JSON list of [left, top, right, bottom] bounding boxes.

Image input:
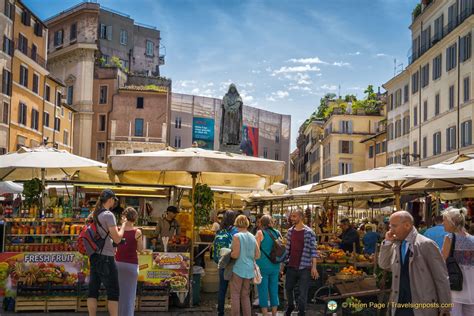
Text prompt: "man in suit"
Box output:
[[378, 211, 451, 316]]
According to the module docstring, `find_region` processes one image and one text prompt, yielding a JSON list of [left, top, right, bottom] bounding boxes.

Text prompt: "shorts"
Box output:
[[88, 254, 120, 302]]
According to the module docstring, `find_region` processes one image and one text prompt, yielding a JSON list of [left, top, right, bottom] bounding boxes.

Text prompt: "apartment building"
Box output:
[[385, 0, 474, 166], [361, 129, 387, 169], [45, 2, 165, 159], [171, 93, 291, 181], [1, 0, 14, 154]]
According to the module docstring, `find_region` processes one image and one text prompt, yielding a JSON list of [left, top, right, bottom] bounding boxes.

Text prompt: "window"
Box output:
[[100, 25, 112, 40], [31, 44, 38, 63], [21, 10, 31, 26], [403, 116, 410, 135], [2, 69, 11, 96], [2, 102, 8, 124], [433, 54, 442, 80], [99, 86, 107, 104], [338, 162, 352, 175], [98, 114, 106, 132], [54, 30, 63, 47], [376, 142, 381, 154], [32, 74, 39, 94], [413, 141, 418, 161], [137, 97, 144, 109], [433, 132, 442, 155], [275, 131, 280, 143], [69, 112, 72, 121], [389, 94, 393, 111], [116, 149, 125, 155], [449, 85, 455, 109], [412, 71, 419, 94], [263, 147, 268, 159], [61, 107, 64, 117], [45, 85, 50, 102], [174, 136, 181, 148], [18, 34, 28, 55], [4, 1, 14, 20], [339, 140, 353, 154], [387, 123, 393, 140], [97, 142, 105, 161], [135, 118, 144, 136], [460, 33, 472, 62], [421, 25, 431, 53], [446, 43, 457, 71], [369, 146, 374, 158], [382, 141, 387, 152], [448, 3, 458, 32], [19, 66, 28, 88], [56, 92, 62, 107], [434, 14, 444, 41], [421, 63, 429, 88], [2, 36, 12, 56], [120, 30, 128, 45], [435, 93, 440, 116], [461, 120, 472, 147], [423, 137, 427, 159], [70, 23, 77, 41], [395, 119, 402, 138], [67, 85, 74, 105], [404, 84, 409, 103], [34, 22, 43, 37], [133, 150, 142, 154], [175, 117, 182, 129], [43, 112, 49, 127], [31, 109, 39, 130], [275, 150, 279, 161], [18, 103, 27, 125], [340, 120, 352, 133], [423, 101, 428, 122], [464, 77, 470, 102], [446, 127, 456, 151], [395, 89, 402, 107], [413, 106, 418, 126], [54, 117, 61, 131], [63, 130, 69, 146], [146, 40, 154, 56]]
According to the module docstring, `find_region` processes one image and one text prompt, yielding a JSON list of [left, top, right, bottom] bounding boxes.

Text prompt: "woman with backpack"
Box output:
[[87, 189, 127, 316], [255, 215, 282, 316], [213, 210, 238, 316], [115, 207, 144, 316]]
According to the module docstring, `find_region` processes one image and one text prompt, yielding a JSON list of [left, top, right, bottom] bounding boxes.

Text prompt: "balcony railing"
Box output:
[[15, 39, 46, 69], [408, 6, 474, 65]]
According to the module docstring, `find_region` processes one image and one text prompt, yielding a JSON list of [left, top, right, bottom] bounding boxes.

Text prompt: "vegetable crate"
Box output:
[[77, 297, 107, 312], [46, 297, 78, 312], [138, 295, 169, 312], [15, 297, 46, 312]]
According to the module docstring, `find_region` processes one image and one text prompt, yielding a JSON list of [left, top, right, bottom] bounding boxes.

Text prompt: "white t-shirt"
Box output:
[[449, 233, 474, 304]]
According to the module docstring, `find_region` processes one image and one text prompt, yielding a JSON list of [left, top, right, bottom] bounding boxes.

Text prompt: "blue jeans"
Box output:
[[257, 270, 279, 308], [285, 267, 311, 316], [218, 268, 228, 316]]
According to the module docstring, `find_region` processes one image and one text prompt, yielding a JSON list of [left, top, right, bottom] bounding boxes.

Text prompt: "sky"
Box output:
[[25, 0, 418, 150]]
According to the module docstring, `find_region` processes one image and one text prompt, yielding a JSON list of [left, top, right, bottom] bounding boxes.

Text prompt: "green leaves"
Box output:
[[22, 178, 43, 209], [189, 183, 214, 227]]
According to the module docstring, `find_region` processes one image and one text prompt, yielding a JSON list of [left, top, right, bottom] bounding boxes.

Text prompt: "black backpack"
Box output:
[[446, 234, 463, 291], [262, 229, 286, 264]]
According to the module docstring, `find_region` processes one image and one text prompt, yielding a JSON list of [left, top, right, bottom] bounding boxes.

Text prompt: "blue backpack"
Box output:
[[212, 228, 234, 264]]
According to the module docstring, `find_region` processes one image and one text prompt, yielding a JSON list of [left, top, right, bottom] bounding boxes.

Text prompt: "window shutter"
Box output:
[[339, 121, 343, 133], [107, 26, 113, 40], [338, 163, 342, 175], [348, 163, 353, 174], [338, 140, 342, 153], [349, 141, 353, 154], [348, 121, 353, 134], [469, 121, 473, 145], [461, 37, 465, 61]]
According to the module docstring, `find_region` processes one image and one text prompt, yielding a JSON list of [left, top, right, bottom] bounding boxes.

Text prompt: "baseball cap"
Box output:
[[167, 205, 179, 213], [99, 189, 118, 202]]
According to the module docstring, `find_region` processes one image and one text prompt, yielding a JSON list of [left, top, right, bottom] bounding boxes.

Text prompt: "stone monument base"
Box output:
[[219, 144, 241, 154]]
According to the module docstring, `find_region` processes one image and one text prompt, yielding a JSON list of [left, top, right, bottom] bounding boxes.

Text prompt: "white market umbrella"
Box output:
[[429, 153, 474, 169], [289, 183, 316, 194], [0, 181, 23, 194], [310, 164, 474, 211]]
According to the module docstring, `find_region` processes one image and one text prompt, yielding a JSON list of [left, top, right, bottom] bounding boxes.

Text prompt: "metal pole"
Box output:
[[41, 168, 46, 211], [189, 172, 198, 308]]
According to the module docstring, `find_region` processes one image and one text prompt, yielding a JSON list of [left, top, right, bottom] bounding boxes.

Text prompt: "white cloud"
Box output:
[[273, 65, 321, 75], [179, 80, 197, 87], [320, 84, 338, 91], [275, 90, 289, 98], [266, 96, 276, 102], [348, 51, 361, 56], [206, 82, 214, 87], [298, 79, 312, 85], [288, 57, 328, 64], [251, 69, 261, 74], [376, 53, 388, 57], [288, 86, 311, 91], [191, 88, 200, 94], [332, 61, 351, 67]]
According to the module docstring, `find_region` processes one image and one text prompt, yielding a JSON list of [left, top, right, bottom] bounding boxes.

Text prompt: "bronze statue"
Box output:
[[220, 84, 243, 146]]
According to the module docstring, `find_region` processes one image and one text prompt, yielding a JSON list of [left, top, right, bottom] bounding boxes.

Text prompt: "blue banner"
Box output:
[[192, 117, 214, 149]]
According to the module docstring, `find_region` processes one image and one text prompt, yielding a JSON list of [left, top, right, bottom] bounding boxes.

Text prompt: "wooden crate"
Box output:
[[47, 297, 78, 312], [77, 297, 107, 312], [138, 295, 169, 312], [15, 297, 46, 312]]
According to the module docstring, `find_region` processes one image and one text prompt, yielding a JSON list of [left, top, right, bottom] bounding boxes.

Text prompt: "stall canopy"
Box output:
[[429, 153, 474, 169], [0, 181, 23, 194], [108, 147, 285, 190], [0, 147, 107, 182], [310, 164, 474, 210]]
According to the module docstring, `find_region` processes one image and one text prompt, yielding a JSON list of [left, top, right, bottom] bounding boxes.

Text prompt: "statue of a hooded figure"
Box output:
[[220, 84, 243, 146]]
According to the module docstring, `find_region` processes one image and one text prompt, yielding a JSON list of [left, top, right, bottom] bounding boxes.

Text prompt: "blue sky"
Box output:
[[25, 0, 418, 150]]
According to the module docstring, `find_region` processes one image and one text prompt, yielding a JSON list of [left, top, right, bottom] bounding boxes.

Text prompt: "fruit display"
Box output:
[[9, 262, 78, 286], [326, 249, 349, 264], [340, 266, 363, 276], [5, 243, 75, 252]]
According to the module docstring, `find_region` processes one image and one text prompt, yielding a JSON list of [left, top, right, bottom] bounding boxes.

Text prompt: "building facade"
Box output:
[[45, 2, 165, 159], [1, 0, 14, 154], [170, 93, 291, 180], [361, 130, 387, 170], [385, 0, 474, 166]]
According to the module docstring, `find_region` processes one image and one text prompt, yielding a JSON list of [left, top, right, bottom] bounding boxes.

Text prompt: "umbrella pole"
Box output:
[[394, 183, 401, 212], [189, 171, 198, 308], [41, 168, 46, 211]]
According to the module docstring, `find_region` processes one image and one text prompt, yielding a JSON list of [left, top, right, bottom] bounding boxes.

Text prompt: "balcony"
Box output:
[[15, 39, 46, 69], [408, 7, 474, 65]]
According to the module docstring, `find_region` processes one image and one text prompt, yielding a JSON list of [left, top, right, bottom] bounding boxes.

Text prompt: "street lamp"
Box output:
[[402, 153, 420, 166]]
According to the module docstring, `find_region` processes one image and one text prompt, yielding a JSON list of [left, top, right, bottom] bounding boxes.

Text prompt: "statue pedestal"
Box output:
[[219, 144, 241, 154]]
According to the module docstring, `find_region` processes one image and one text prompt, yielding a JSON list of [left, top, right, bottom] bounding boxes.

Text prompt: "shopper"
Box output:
[[116, 207, 143, 316], [441, 207, 474, 316], [213, 210, 238, 316], [335, 218, 361, 253], [423, 215, 448, 249], [283, 208, 319, 316], [378, 211, 451, 316], [88, 189, 127, 316], [255, 215, 280, 316], [362, 225, 380, 255], [230, 215, 260, 316]]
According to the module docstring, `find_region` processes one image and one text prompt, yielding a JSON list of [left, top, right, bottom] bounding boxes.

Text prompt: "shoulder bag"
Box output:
[[446, 233, 463, 291]]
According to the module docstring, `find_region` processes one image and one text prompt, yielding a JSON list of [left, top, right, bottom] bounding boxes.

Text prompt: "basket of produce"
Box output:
[[199, 229, 216, 242], [335, 266, 364, 280], [351, 254, 375, 267]]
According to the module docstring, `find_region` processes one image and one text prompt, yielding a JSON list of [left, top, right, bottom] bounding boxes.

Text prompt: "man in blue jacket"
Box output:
[[423, 215, 447, 249]]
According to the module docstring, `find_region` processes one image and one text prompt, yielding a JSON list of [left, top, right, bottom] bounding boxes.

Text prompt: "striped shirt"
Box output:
[[285, 225, 318, 270]]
